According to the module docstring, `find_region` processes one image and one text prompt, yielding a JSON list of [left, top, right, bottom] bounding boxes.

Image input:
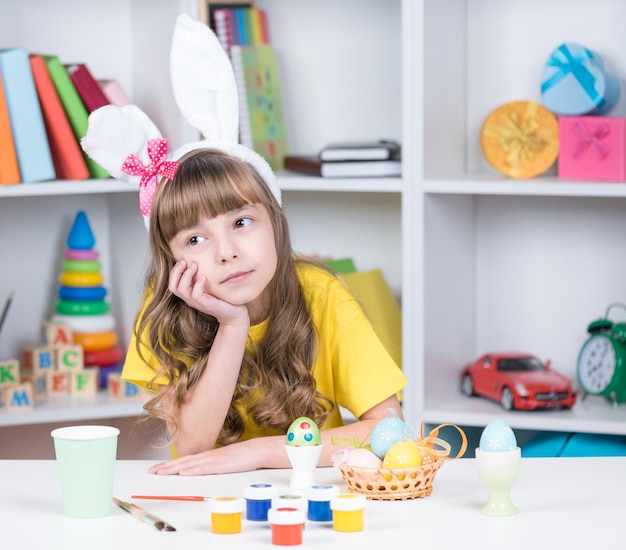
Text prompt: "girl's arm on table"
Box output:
[[165, 260, 251, 455], [150, 394, 402, 475], [165, 320, 249, 456]]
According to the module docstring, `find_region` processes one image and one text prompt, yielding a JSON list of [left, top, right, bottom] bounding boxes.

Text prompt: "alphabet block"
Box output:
[[22, 346, 55, 372], [107, 372, 149, 400], [0, 382, 35, 411], [0, 359, 20, 387], [21, 372, 47, 401], [40, 321, 73, 346], [55, 344, 84, 372], [47, 371, 69, 395], [69, 368, 99, 395]]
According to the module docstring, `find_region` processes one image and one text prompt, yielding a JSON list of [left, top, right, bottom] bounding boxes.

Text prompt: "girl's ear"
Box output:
[[170, 13, 240, 144], [81, 104, 164, 184]]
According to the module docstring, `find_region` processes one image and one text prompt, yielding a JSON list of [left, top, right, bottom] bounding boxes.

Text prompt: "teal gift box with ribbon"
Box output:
[[558, 115, 626, 181], [541, 43, 620, 116]]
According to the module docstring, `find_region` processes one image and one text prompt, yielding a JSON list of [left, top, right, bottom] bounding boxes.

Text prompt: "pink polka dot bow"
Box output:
[[121, 138, 179, 217]]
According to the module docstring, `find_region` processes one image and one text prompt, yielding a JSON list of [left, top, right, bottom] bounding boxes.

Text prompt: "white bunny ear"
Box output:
[[170, 13, 239, 143], [81, 105, 164, 183]]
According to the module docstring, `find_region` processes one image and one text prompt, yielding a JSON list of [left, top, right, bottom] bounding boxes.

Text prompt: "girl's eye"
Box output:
[[234, 217, 252, 228], [187, 235, 206, 246]]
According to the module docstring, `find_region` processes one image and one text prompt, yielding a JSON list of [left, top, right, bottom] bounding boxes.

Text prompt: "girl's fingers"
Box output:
[[178, 261, 197, 290], [190, 275, 207, 300], [168, 260, 186, 293], [169, 261, 198, 296]]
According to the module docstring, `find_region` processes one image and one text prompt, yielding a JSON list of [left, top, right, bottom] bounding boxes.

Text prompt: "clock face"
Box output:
[[578, 335, 616, 394]]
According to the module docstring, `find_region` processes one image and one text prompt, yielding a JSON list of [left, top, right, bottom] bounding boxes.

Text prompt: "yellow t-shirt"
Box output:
[[122, 263, 408, 439]]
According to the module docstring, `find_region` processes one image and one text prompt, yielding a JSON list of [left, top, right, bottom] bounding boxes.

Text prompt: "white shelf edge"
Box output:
[[423, 176, 626, 198], [0, 174, 404, 198], [421, 398, 626, 436], [0, 391, 146, 427], [0, 179, 139, 198]]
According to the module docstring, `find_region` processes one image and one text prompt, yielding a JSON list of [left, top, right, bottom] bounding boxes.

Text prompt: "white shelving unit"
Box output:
[[4, 0, 626, 456], [407, 0, 626, 437]]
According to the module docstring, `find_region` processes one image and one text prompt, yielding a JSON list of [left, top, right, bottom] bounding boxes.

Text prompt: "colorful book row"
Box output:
[[230, 44, 289, 171], [0, 47, 132, 185], [212, 7, 270, 52]]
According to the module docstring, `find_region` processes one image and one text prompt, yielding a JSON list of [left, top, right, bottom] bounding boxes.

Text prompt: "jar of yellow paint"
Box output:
[[330, 493, 367, 532], [208, 496, 245, 534]]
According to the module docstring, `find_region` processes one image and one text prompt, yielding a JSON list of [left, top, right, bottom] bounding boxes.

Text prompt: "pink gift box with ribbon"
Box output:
[[558, 116, 626, 181]]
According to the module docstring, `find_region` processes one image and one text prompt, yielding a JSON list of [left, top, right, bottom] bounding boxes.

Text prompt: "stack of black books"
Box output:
[[284, 140, 401, 178]]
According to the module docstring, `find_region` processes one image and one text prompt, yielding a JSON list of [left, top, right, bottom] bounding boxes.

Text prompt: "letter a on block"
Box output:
[[41, 321, 73, 346]]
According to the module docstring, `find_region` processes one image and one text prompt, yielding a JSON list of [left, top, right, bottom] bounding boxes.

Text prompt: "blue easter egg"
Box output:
[[479, 420, 517, 452], [370, 416, 410, 459]]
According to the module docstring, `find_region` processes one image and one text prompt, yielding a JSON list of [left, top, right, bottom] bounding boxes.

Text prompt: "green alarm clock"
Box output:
[[577, 303, 626, 404]]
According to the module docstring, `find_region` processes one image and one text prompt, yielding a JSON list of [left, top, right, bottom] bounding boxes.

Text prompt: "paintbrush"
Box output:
[[131, 494, 212, 502], [113, 497, 176, 531], [0, 291, 14, 337]]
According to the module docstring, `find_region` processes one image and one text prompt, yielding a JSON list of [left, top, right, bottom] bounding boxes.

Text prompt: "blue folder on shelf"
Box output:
[[0, 47, 55, 183]]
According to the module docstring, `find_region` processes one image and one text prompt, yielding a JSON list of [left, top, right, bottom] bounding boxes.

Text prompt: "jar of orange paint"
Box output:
[[267, 507, 305, 546]]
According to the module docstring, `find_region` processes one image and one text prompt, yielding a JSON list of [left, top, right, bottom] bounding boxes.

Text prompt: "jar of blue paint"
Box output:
[[305, 484, 340, 522], [243, 483, 278, 521]]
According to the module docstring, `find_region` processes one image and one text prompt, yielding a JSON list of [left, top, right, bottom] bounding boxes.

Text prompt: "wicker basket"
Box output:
[[338, 458, 444, 501]]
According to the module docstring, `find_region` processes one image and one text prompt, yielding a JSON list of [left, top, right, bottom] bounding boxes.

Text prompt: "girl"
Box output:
[[122, 147, 408, 475], [80, 14, 407, 476]]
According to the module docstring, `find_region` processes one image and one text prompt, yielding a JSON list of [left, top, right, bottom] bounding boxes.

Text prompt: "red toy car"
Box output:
[[460, 353, 577, 411]]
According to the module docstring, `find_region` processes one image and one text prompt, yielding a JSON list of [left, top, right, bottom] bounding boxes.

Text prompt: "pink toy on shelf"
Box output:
[[558, 116, 626, 181], [51, 210, 124, 386]]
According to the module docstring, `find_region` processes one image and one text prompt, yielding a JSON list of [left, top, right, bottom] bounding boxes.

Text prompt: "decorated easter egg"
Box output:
[[332, 448, 383, 469], [370, 416, 410, 459], [479, 419, 517, 452], [286, 416, 321, 446], [382, 440, 422, 469]]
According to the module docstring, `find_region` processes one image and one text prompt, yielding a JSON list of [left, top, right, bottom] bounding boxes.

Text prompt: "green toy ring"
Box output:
[[62, 259, 102, 273], [55, 300, 110, 316]]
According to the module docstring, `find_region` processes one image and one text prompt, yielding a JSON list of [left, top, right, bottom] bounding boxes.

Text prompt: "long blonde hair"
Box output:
[[135, 148, 332, 444]]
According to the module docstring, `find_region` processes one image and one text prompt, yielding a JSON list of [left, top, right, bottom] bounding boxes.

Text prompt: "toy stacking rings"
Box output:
[[58, 286, 107, 301], [61, 260, 102, 273], [55, 300, 110, 316], [53, 313, 116, 332], [59, 272, 104, 287], [83, 347, 124, 366], [74, 330, 118, 352], [64, 249, 99, 260]]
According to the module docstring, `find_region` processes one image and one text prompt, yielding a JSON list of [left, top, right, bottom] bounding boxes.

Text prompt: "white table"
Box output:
[[2, 457, 622, 548]]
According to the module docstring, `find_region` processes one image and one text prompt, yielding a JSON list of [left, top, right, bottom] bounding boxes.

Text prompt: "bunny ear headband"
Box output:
[[81, 13, 280, 229]]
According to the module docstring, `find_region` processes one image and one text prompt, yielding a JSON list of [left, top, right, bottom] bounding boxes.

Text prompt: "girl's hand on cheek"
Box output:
[[169, 261, 248, 325]]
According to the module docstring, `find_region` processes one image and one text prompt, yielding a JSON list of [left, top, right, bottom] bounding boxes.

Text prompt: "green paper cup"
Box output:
[[51, 425, 119, 518]]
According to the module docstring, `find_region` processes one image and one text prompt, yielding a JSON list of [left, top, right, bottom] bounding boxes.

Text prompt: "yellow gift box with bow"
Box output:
[[480, 100, 559, 179]]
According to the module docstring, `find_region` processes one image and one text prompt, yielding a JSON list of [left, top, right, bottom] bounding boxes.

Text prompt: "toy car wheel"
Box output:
[[500, 387, 514, 411], [461, 374, 474, 396]]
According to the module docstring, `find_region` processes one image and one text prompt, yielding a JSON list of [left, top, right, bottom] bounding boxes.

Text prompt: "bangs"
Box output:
[[152, 149, 268, 242]]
